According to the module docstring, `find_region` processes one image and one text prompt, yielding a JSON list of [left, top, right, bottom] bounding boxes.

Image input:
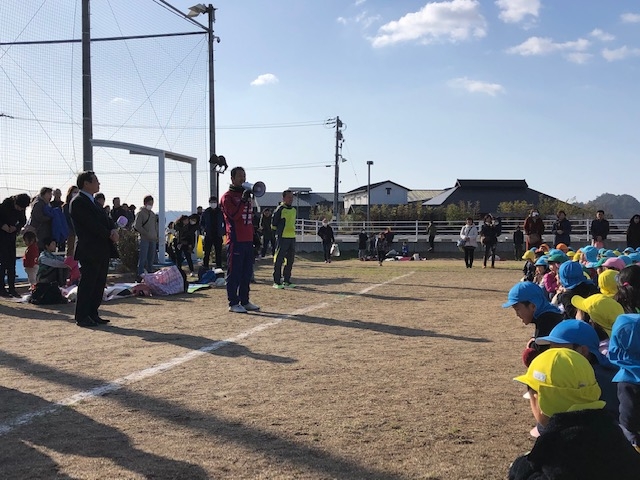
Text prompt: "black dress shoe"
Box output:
[[93, 316, 110, 324], [76, 318, 98, 327], [0, 289, 11, 298], [8, 290, 21, 298]]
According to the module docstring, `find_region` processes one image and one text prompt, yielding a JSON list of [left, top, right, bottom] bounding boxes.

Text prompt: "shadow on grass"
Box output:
[[0, 386, 209, 479], [0, 354, 411, 480]]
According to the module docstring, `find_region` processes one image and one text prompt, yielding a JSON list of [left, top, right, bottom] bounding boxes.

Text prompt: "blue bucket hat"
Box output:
[[598, 247, 607, 255], [535, 320, 609, 366], [636, 247, 640, 253], [609, 314, 640, 384], [535, 257, 549, 267], [503, 282, 547, 308], [620, 255, 634, 266], [629, 253, 640, 264], [623, 247, 634, 254], [603, 250, 616, 258], [580, 246, 598, 264], [559, 262, 592, 290]]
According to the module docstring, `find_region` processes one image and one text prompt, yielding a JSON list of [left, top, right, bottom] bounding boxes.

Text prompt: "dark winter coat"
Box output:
[[551, 218, 572, 246], [509, 409, 640, 479], [626, 218, 640, 249]]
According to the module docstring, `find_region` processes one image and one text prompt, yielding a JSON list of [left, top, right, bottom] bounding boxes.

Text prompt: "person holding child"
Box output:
[[523, 209, 544, 251]]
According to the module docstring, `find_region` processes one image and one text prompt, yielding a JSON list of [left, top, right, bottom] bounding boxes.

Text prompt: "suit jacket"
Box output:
[[70, 192, 118, 262]]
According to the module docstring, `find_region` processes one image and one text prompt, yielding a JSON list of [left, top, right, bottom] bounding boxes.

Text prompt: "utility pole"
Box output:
[[332, 116, 344, 223], [82, 0, 93, 171]]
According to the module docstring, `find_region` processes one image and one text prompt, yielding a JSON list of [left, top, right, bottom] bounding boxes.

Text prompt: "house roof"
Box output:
[[423, 179, 556, 214], [255, 191, 340, 209], [346, 180, 410, 194], [407, 189, 447, 203]]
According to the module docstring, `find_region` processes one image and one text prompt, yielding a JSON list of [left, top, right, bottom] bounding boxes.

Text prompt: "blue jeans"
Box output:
[[138, 239, 155, 276]]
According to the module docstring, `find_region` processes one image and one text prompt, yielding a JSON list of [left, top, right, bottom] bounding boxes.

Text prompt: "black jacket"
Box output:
[[69, 192, 118, 261], [626, 220, 640, 249], [479, 223, 498, 246], [509, 409, 640, 479], [551, 218, 572, 246], [591, 218, 609, 240], [317, 225, 335, 244]]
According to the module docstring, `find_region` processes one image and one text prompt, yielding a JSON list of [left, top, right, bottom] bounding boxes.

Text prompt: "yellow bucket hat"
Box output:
[[571, 293, 624, 337], [598, 269, 619, 298], [514, 348, 604, 417]]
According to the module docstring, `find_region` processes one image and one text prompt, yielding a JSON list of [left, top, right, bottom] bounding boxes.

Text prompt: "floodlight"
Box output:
[[187, 4, 208, 17]]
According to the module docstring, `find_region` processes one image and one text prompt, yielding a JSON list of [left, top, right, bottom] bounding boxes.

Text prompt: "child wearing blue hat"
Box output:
[[608, 313, 640, 452], [503, 282, 563, 366], [555, 261, 598, 319]]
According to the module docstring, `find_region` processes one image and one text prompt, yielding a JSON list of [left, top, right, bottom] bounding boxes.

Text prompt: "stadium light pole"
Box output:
[[187, 4, 220, 198], [367, 161, 373, 230]]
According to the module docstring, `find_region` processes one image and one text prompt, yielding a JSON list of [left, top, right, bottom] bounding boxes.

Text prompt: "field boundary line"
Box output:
[[0, 271, 415, 436]]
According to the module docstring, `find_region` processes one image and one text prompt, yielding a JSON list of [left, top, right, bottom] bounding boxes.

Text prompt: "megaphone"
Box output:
[[241, 181, 266, 198]]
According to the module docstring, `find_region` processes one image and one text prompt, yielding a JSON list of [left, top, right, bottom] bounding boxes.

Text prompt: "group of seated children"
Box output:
[[504, 243, 640, 478]]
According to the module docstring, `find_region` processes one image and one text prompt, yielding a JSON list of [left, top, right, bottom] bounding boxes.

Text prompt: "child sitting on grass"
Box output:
[[37, 237, 70, 285], [509, 348, 640, 479]]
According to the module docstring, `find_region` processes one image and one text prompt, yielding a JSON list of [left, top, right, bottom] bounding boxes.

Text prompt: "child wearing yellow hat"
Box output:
[[509, 349, 640, 479]]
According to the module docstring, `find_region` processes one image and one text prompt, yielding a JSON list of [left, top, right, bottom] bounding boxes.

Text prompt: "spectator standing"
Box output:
[[125, 204, 136, 227], [317, 218, 335, 263], [259, 209, 275, 257], [22, 231, 39, 287], [460, 217, 478, 268], [272, 190, 297, 288], [110, 197, 128, 226], [375, 231, 387, 266], [384, 227, 394, 249], [0, 194, 30, 297], [29, 187, 53, 251], [479, 214, 498, 269], [220, 166, 260, 313], [134, 195, 158, 279], [513, 225, 524, 261], [70, 171, 119, 327], [201, 195, 225, 269], [50, 188, 64, 208], [62, 186, 79, 257], [523, 208, 544, 251], [551, 210, 572, 247], [590, 209, 609, 248], [626, 214, 640, 250], [427, 221, 437, 252], [358, 229, 368, 260]]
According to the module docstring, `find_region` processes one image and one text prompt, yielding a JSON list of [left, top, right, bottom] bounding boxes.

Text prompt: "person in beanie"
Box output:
[[509, 348, 640, 479]]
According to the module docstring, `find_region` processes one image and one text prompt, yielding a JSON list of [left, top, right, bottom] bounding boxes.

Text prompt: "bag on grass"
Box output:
[[330, 243, 340, 257], [142, 265, 187, 295]]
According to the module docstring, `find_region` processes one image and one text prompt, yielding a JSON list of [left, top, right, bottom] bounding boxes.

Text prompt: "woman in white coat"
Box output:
[[460, 217, 479, 268]]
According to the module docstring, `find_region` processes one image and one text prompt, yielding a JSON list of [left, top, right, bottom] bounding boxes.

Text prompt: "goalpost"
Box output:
[[91, 139, 197, 263]]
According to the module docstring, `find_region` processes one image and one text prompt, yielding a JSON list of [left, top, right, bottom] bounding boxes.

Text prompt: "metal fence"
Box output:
[[296, 218, 632, 243]]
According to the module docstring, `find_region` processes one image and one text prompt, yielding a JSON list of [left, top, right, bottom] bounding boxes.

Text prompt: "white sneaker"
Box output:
[[242, 302, 260, 312], [229, 304, 247, 313]]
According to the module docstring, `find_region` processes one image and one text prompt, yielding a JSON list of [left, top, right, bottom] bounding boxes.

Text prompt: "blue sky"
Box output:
[[2, 0, 640, 210]]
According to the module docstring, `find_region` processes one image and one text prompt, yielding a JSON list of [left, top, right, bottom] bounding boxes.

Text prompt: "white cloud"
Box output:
[[565, 52, 592, 64], [621, 13, 640, 23], [448, 77, 505, 96], [250, 73, 279, 86], [336, 16, 348, 25], [495, 0, 540, 24], [590, 28, 614, 42], [602, 46, 640, 62], [370, 0, 487, 48], [355, 0, 366, 5], [355, 11, 381, 29], [506, 36, 590, 56], [110, 97, 129, 104]]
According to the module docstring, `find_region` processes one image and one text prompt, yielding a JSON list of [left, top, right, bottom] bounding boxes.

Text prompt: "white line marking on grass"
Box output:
[[0, 272, 414, 436]]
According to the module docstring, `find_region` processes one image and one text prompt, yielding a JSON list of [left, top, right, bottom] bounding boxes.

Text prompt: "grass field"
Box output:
[[0, 256, 537, 479]]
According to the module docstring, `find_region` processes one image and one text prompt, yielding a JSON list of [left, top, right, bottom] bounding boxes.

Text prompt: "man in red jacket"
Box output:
[[220, 167, 260, 313]]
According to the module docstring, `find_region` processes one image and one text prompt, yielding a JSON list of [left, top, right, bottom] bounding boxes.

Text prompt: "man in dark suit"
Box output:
[[69, 171, 119, 327]]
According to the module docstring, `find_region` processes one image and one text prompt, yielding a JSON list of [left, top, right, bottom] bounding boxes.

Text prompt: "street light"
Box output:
[[367, 161, 374, 230], [187, 4, 220, 198]]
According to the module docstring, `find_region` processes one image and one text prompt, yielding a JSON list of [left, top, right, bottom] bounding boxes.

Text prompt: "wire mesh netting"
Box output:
[[1, 0, 211, 215]]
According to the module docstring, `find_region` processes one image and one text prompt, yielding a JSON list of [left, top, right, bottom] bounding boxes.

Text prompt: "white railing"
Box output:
[[295, 218, 633, 243]]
